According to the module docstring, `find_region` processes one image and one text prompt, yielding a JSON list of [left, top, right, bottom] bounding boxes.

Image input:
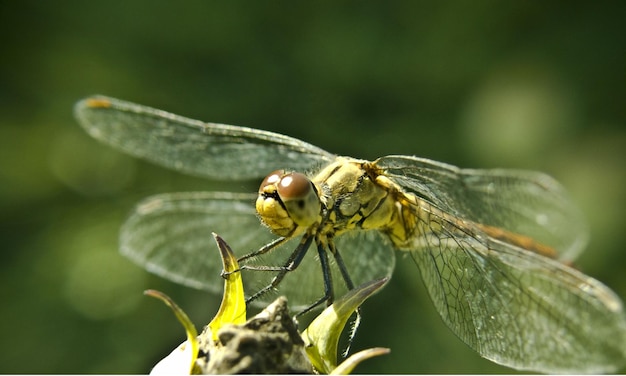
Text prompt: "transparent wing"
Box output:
[[121, 191, 267, 292], [74, 96, 335, 180], [409, 209, 626, 373], [121, 191, 394, 311], [375, 155, 588, 261]]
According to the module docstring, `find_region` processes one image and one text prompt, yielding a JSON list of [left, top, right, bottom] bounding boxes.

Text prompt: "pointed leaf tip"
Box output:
[[144, 289, 199, 374], [208, 233, 246, 341]]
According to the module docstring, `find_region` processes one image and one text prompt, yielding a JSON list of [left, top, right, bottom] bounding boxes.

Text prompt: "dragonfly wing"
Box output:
[[375, 155, 587, 262], [410, 216, 626, 373], [333, 230, 395, 298], [121, 191, 394, 311], [121, 191, 274, 292], [75, 96, 335, 180]]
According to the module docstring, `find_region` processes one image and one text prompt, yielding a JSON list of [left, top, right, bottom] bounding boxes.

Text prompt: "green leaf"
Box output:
[[302, 277, 389, 374]]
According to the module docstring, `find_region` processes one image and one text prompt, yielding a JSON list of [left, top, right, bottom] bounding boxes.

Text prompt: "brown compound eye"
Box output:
[[259, 170, 285, 193], [276, 172, 314, 202], [257, 171, 320, 228], [276, 172, 320, 227]]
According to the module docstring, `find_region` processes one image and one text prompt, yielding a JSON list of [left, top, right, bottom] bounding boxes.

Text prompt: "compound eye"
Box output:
[[277, 172, 320, 227], [257, 171, 320, 229], [276, 172, 314, 201], [259, 170, 284, 193]]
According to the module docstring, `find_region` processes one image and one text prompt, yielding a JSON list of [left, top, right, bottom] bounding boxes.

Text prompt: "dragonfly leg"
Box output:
[[237, 236, 289, 263], [221, 236, 290, 278], [244, 235, 314, 304], [328, 239, 361, 357], [294, 239, 334, 318], [328, 239, 355, 290]]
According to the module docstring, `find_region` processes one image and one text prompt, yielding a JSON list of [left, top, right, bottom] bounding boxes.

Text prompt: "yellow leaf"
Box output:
[[207, 233, 246, 341], [144, 289, 199, 374]]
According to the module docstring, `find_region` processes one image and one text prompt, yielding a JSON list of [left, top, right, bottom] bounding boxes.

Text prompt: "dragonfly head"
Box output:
[[256, 170, 321, 237]]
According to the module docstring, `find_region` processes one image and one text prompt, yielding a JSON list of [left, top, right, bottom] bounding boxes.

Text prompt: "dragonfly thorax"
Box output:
[[312, 158, 401, 237]]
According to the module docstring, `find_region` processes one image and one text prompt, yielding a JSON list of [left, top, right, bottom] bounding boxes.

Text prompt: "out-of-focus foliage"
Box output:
[[0, 1, 624, 373]]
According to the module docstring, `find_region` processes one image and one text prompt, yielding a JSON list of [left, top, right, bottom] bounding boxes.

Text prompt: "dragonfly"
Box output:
[[75, 95, 626, 373]]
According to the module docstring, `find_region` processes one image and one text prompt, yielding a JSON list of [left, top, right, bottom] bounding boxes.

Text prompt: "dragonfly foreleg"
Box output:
[[237, 236, 289, 263], [244, 235, 314, 305]]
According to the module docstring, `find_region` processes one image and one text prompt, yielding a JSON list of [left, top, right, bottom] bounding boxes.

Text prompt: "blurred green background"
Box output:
[[1, 1, 624, 373]]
